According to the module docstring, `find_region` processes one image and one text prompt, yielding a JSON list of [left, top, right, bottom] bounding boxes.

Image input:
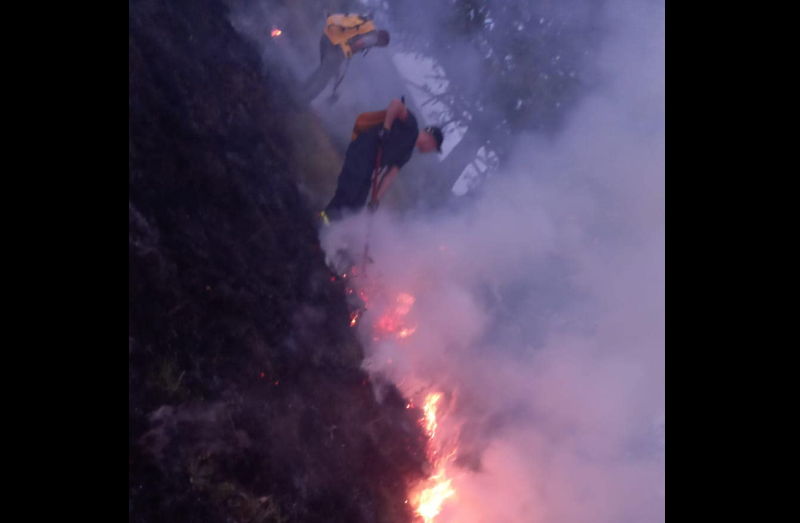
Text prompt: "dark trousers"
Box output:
[[325, 132, 381, 221], [300, 36, 344, 103]]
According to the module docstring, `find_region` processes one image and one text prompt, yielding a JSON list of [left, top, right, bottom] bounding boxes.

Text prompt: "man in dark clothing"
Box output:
[[301, 19, 390, 103], [322, 98, 444, 222]]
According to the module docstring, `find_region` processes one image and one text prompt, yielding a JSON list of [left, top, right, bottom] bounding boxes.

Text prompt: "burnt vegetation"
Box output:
[[130, 1, 427, 521]]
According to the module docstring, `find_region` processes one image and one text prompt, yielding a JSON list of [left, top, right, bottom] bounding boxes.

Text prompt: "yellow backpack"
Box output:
[[324, 14, 376, 58]]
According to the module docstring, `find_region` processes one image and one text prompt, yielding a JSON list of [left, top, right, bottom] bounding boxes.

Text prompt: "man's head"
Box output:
[[376, 30, 390, 47], [416, 126, 444, 153]]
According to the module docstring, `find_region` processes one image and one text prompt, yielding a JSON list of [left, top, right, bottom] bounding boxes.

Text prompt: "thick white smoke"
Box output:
[[322, 0, 664, 521]]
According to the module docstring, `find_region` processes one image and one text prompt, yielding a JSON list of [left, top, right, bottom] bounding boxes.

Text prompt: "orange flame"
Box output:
[[398, 326, 417, 339], [415, 474, 455, 523], [411, 392, 457, 522], [423, 392, 442, 439], [271, 28, 282, 37]]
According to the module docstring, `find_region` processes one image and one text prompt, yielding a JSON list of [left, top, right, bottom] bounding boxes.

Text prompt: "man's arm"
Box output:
[[350, 31, 378, 53], [383, 99, 408, 131]]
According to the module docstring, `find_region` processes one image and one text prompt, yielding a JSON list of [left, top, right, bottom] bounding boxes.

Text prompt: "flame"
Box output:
[[372, 292, 418, 340], [342, 274, 455, 519], [416, 475, 455, 523], [398, 326, 417, 338], [338, 263, 457, 520], [423, 392, 442, 439], [271, 28, 282, 37], [411, 392, 457, 522]]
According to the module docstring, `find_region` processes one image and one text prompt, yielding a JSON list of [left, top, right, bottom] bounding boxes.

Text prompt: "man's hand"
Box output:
[[377, 127, 389, 145], [383, 99, 409, 130], [368, 199, 380, 213]]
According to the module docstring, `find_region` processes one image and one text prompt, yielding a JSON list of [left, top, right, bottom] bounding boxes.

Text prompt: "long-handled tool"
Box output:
[[361, 145, 384, 274]]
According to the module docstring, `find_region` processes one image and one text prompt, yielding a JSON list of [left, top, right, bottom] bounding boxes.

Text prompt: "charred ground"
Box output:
[[129, 1, 427, 521]]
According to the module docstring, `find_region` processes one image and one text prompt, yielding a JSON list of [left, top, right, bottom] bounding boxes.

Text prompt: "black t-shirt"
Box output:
[[380, 110, 419, 170]]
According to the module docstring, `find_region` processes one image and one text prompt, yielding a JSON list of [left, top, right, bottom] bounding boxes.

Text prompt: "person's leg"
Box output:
[[301, 38, 343, 103], [301, 62, 336, 102], [324, 136, 380, 220], [324, 167, 364, 220]]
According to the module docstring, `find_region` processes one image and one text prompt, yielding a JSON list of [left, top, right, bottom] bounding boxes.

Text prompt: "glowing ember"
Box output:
[[376, 314, 403, 333], [348, 279, 455, 519], [398, 326, 417, 338], [271, 28, 282, 37], [372, 292, 418, 340]]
